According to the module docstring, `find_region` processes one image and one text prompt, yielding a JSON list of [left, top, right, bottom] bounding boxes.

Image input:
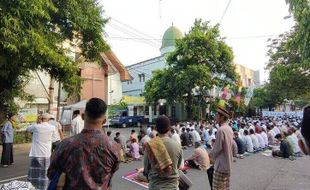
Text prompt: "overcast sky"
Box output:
[[100, 0, 295, 82]]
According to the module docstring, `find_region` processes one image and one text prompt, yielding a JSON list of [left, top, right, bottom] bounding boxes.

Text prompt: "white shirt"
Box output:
[[192, 130, 201, 143], [140, 135, 151, 147], [71, 115, 84, 135], [288, 134, 301, 153], [244, 135, 254, 152], [250, 134, 260, 149], [273, 127, 281, 135], [239, 128, 244, 138], [256, 134, 265, 148], [171, 133, 181, 145], [146, 127, 152, 136], [261, 132, 268, 146], [27, 122, 56, 157], [49, 120, 62, 143]]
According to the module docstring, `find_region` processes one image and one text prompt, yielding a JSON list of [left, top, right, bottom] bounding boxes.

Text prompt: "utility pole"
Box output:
[[48, 75, 55, 113], [56, 80, 61, 120]]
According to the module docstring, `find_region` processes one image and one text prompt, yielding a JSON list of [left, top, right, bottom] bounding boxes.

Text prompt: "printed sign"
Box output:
[[18, 108, 38, 123]]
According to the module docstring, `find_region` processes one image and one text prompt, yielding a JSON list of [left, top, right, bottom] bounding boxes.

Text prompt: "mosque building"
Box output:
[[122, 25, 260, 122]]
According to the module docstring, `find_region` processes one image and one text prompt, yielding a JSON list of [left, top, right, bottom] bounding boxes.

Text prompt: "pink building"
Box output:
[[78, 50, 132, 102]]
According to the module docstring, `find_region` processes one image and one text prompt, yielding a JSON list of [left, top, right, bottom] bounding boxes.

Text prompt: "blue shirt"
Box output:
[[1, 121, 14, 143], [203, 130, 209, 142]]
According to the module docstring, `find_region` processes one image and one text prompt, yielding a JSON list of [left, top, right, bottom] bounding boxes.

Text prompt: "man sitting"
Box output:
[[233, 132, 245, 156], [272, 133, 293, 158], [185, 142, 210, 171]]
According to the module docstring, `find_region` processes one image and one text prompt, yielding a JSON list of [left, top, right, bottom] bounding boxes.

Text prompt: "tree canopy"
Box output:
[[0, 0, 109, 116], [266, 0, 310, 102], [144, 19, 237, 120]]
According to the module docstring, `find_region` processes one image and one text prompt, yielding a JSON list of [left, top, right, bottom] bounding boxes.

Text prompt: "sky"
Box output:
[[100, 0, 295, 82]]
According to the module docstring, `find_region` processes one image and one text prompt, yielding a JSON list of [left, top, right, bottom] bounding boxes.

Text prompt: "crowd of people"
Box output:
[[0, 97, 309, 190]]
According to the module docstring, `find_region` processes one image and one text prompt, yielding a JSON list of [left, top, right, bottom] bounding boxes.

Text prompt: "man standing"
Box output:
[[27, 113, 56, 190], [1, 113, 17, 167], [210, 106, 234, 190], [48, 115, 64, 152], [48, 98, 119, 189], [144, 115, 183, 190], [71, 110, 84, 136]]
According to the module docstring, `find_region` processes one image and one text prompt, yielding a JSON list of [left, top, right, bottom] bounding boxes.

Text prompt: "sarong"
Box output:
[[212, 170, 230, 190], [1, 143, 13, 165], [28, 157, 50, 190]]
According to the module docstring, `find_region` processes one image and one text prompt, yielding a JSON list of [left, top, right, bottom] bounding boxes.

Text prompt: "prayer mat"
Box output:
[[122, 170, 149, 189], [122, 167, 191, 189], [243, 152, 254, 157], [262, 149, 273, 157]]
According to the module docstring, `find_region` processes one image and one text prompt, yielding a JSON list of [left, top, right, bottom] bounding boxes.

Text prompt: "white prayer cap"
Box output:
[[42, 113, 52, 119]]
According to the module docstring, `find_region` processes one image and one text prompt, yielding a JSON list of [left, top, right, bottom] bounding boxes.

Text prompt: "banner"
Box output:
[[262, 111, 303, 118], [18, 108, 38, 123], [244, 85, 254, 106]]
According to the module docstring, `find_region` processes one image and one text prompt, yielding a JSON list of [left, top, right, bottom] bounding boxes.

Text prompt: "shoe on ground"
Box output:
[[1, 165, 9, 168]]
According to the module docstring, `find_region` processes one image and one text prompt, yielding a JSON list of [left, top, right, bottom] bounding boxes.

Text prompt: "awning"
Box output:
[[63, 100, 87, 110]]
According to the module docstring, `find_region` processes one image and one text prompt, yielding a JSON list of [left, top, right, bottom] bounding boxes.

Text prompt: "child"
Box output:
[[114, 137, 125, 162], [127, 138, 140, 160]]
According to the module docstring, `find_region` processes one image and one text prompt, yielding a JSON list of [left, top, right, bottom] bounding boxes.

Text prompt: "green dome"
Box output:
[[160, 26, 183, 50]]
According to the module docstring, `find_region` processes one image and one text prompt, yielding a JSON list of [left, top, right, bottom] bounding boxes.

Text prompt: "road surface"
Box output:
[[1, 128, 310, 190]]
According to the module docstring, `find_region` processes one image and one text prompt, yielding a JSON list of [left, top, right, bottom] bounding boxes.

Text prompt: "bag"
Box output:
[[179, 170, 192, 190], [207, 166, 214, 190], [47, 172, 65, 190]]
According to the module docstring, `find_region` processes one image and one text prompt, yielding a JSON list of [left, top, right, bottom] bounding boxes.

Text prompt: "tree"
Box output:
[[0, 0, 109, 120], [144, 19, 237, 120], [265, 0, 310, 103], [286, 0, 310, 61], [249, 86, 284, 111]]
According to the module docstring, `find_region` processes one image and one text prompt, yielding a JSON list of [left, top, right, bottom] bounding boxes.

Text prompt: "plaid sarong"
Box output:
[[212, 170, 230, 190], [28, 157, 50, 190]]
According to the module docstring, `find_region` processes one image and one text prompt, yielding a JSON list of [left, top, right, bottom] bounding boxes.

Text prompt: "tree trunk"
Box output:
[[56, 80, 61, 120], [186, 94, 193, 120], [48, 76, 55, 113]]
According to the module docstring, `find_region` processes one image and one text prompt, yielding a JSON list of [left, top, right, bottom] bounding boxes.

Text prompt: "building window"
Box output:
[[127, 80, 132, 85], [139, 74, 145, 82], [134, 107, 137, 116], [248, 79, 252, 86], [145, 106, 149, 116]]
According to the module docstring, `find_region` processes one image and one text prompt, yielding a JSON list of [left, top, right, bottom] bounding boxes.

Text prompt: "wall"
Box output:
[[108, 72, 123, 105], [80, 62, 108, 102], [122, 56, 166, 96], [235, 64, 260, 87], [24, 71, 62, 113]]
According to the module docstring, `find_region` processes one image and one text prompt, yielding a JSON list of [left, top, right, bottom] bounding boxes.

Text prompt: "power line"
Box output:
[[219, 0, 232, 24], [110, 18, 159, 43], [107, 23, 159, 48], [106, 34, 278, 41]]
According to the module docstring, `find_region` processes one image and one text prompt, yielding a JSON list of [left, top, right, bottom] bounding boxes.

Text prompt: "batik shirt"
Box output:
[[48, 128, 119, 190]]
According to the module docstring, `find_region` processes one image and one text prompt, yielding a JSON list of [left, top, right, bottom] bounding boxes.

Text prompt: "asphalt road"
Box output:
[[1, 127, 310, 190]]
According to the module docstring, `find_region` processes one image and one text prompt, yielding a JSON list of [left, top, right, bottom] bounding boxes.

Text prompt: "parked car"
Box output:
[[110, 109, 144, 128]]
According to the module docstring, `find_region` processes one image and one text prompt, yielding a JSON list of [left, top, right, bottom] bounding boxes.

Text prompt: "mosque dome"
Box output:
[[160, 26, 183, 54]]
